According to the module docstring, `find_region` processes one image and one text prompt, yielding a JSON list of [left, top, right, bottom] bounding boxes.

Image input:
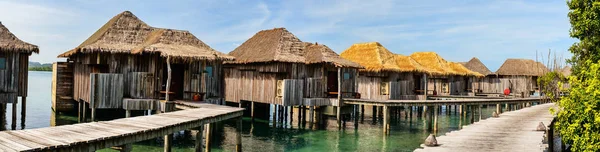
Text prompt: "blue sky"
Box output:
[[0, 0, 574, 71]]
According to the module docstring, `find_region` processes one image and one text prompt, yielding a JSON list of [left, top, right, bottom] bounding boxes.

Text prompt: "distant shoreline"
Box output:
[[29, 67, 52, 71]]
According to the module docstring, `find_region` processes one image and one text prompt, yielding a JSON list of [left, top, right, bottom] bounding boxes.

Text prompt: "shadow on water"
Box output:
[[6, 71, 501, 152]]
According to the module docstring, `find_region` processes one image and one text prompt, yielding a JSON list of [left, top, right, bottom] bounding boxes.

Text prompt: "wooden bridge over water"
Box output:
[[0, 103, 243, 152]]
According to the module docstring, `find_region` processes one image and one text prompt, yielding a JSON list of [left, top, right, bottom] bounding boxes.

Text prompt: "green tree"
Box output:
[[556, 61, 600, 151], [558, 1, 600, 151], [567, 0, 600, 77]]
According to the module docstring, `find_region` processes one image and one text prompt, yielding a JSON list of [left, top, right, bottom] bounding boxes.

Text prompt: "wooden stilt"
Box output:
[[496, 104, 501, 115], [383, 106, 389, 134], [300, 106, 306, 125], [250, 102, 255, 121], [205, 123, 212, 152], [372, 106, 377, 123], [164, 134, 172, 152], [360, 105, 365, 123], [11, 99, 17, 130], [478, 105, 482, 121], [236, 117, 242, 152], [434, 106, 438, 134], [21, 97, 26, 129], [336, 68, 343, 130], [309, 106, 314, 129], [336, 106, 341, 130], [272, 105, 277, 127], [289, 106, 293, 125], [78, 101, 82, 122], [83, 101, 87, 122], [126, 110, 131, 118], [195, 125, 204, 152]]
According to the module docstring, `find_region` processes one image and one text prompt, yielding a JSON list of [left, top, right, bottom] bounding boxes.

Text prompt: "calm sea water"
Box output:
[[5, 71, 498, 152]]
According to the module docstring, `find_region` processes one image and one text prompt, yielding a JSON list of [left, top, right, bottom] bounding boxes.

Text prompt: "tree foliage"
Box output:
[[556, 61, 600, 151], [538, 71, 565, 102], [558, 1, 600, 151]]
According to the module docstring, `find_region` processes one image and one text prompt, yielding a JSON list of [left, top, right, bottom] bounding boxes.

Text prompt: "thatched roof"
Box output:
[[340, 42, 405, 72], [558, 66, 571, 77], [0, 22, 39, 54], [57, 11, 233, 61], [228, 28, 306, 63], [304, 43, 362, 68], [461, 57, 493, 75], [495, 59, 549, 76], [394, 54, 442, 74], [410, 52, 482, 77]]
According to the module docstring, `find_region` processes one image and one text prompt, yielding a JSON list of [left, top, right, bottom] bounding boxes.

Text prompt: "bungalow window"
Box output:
[[343, 72, 351, 80], [0, 57, 5, 70], [204, 66, 213, 77]]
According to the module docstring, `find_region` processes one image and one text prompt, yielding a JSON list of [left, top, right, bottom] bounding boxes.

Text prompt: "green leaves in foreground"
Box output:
[[556, 61, 600, 151]]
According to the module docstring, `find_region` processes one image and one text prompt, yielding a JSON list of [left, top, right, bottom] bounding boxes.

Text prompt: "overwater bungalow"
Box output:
[[460, 57, 501, 94], [340, 42, 438, 100], [55, 11, 234, 120], [494, 59, 549, 97], [224, 28, 361, 123], [409, 52, 483, 96], [0, 22, 39, 129]]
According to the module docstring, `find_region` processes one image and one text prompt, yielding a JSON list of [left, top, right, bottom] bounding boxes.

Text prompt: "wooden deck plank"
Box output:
[[415, 103, 555, 152], [0, 103, 243, 151]]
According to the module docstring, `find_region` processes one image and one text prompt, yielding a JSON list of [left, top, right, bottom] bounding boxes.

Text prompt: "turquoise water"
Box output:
[[5, 71, 497, 152]]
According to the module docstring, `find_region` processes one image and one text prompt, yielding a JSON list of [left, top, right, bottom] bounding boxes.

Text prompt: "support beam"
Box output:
[[125, 110, 131, 118], [337, 68, 342, 129], [434, 106, 439, 134], [78, 101, 82, 123], [236, 117, 242, 152], [309, 106, 314, 129], [272, 105, 277, 127], [383, 106, 389, 134], [83, 101, 87, 122], [496, 104, 501, 115], [21, 97, 26, 129], [478, 105, 482, 121], [195, 126, 204, 152], [11, 99, 17, 130], [205, 123, 212, 152]]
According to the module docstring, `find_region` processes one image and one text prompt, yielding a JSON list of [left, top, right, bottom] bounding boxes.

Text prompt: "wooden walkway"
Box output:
[[0, 104, 243, 151], [414, 103, 556, 152], [344, 97, 542, 106]]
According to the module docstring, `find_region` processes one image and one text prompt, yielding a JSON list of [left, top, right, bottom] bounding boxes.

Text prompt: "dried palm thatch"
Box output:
[[228, 28, 306, 64], [558, 66, 571, 77], [461, 57, 493, 75], [57, 11, 233, 61], [410, 52, 482, 76], [339, 42, 405, 72], [304, 43, 362, 68], [394, 54, 442, 74], [448, 62, 484, 77], [0, 22, 39, 54], [495, 59, 550, 76]]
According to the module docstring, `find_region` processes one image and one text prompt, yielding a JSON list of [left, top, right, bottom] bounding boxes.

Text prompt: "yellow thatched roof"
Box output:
[[410, 52, 482, 77], [394, 54, 442, 74], [340, 42, 404, 72]]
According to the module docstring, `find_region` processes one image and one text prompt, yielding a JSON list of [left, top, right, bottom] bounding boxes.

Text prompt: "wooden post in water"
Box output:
[[309, 106, 314, 129], [372, 106, 377, 123], [83, 101, 87, 122], [361, 105, 365, 123], [125, 110, 131, 118], [383, 106, 389, 134], [205, 123, 212, 152], [434, 105, 438, 134], [272, 105, 277, 127], [251, 102, 255, 122], [289, 106, 293, 125], [478, 104, 482, 121], [78, 101, 82, 122], [236, 117, 242, 152], [195, 125, 204, 152], [11, 100, 16, 130], [336, 68, 342, 130], [496, 104, 501, 115], [21, 97, 25, 129]]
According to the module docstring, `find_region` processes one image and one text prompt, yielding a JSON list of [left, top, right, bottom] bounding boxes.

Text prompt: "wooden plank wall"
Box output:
[[18, 53, 28, 97], [183, 61, 223, 100], [0, 52, 20, 96], [471, 76, 503, 93], [52, 62, 75, 111], [357, 74, 389, 100], [449, 76, 469, 95], [282, 79, 303, 106], [90, 73, 124, 109], [72, 53, 163, 103], [128, 72, 155, 99], [498, 75, 534, 97]]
